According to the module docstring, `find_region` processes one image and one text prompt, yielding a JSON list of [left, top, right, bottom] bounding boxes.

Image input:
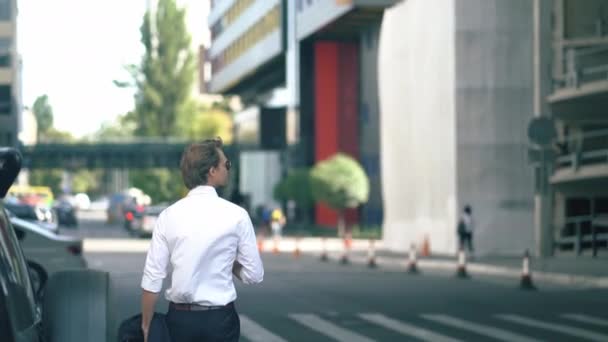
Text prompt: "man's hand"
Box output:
[[141, 325, 149, 342], [141, 289, 159, 342]]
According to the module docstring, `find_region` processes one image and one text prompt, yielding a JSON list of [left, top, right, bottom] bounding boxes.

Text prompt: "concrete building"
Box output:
[[0, 0, 19, 147], [548, 0, 608, 256], [207, 0, 398, 226], [380, 0, 607, 257]]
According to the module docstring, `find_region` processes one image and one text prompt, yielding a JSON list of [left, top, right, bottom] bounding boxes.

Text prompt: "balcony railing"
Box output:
[[553, 128, 608, 171], [554, 215, 608, 257], [554, 42, 608, 90]]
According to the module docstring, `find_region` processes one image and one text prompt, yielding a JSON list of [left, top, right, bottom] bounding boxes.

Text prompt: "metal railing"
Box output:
[[553, 128, 608, 171], [555, 215, 608, 257], [555, 42, 608, 89]]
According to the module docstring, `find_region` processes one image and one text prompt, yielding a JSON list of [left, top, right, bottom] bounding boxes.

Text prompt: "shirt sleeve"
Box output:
[[141, 212, 170, 293], [235, 210, 264, 284]]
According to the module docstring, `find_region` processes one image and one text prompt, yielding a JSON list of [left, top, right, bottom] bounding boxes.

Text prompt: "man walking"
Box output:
[[140, 137, 264, 342]]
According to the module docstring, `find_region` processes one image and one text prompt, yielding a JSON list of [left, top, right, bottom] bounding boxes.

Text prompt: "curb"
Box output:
[[326, 253, 608, 288]]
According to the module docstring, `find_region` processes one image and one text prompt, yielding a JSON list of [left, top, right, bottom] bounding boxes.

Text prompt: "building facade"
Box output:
[[548, 0, 608, 256], [380, 0, 607, 256], [207, 0, 397, 227], [0, 0, 19, 147]]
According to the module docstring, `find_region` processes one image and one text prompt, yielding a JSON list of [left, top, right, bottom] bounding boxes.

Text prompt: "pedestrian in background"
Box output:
[[457, 204, 475, 254], [140, 137, 264, 342]]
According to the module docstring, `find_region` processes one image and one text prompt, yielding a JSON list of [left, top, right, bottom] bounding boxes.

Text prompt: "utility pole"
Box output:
[[532, 0, 554, 257]]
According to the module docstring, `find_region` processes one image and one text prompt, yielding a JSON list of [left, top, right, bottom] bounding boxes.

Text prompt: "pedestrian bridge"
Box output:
[[18, 139, 237, 169]]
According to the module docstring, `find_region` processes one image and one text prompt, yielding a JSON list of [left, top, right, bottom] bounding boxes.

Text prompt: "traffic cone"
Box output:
[[293, 237, 301, 259], [320, 237, 329, 262], [257, 231, 265, 252], [272, 236, 280, 254], [455, 248, 469, 278], [367, 239, 378, 268], [407, 243, 419, 274], [520, 249, 536, 290], [421, 235, 431, 257], [340, 235, 351, 265]]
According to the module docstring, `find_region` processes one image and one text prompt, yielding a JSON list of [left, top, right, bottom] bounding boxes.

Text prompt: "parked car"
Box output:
[[3, 201, 59, 233], [0, 147, 114, 342], [9, 215, 86, 275]]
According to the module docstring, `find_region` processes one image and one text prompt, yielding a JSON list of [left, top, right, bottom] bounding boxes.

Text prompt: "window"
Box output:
[[0, 0, 11, 21], [0, 85, 11, 114], [0, 39, 11, 67], [0, 208, 37, 333]]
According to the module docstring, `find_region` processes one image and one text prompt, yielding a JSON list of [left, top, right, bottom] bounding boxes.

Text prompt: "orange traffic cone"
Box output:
[[455, 248, 469, 278], [293, 237, 301, 259], [320, 237, 329, 262], [367, 239, 378, 268], [257, 231, 265, 252], [340, 234, 352, 265], [421, 235, 431, 257], [407, 243, 419, 274], [520, 249, 536, 290]]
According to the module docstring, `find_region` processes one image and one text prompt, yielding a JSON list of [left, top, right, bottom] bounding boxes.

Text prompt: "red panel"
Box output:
[[314, 42, 339, 162], [313, 41, 360, 227]]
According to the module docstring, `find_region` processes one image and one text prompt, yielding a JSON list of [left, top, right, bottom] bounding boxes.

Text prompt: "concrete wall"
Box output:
[[379, 0, 536, 255], [454, 0, 535, 255], [379, 0, 458, 254]]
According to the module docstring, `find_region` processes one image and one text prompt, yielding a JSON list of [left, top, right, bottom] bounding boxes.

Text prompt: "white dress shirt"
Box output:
[[141, 185, 264, 306]]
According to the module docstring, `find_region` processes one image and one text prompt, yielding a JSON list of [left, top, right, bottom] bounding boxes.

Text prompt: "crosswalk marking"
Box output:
[[422, 314, 541, 342], [497, 314, 608, 342], [562, 314, 608, 327], [359, 313, 462, 342], [289, 313, 376, 342], [239, 315, 288, 342]]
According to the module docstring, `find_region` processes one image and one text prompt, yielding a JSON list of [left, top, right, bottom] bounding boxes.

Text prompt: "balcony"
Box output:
[[548, 40, 608, 122], [551, 129, 608, 192]]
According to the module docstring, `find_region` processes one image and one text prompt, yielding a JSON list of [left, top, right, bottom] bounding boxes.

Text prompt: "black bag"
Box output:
[[118, 313, 172, 342], [457, 219, 466, 234]]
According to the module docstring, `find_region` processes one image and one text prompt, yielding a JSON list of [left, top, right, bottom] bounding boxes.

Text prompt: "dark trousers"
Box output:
[[458, 231, 474, 252], [166, 305, 240, 342]]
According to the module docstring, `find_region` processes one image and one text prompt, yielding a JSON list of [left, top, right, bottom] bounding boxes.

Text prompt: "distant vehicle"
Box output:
[[0, 147, 114, 342], [73, 193, 91, 210], [53, 199, 78, 227], [3, 201, 59, 233], [10, 216, 86, 275], [125, 203, 167, 238], [7, 184, 55, 207]]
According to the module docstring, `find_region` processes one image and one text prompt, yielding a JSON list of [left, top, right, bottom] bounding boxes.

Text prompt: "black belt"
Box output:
[[170, 301, 234, 311]]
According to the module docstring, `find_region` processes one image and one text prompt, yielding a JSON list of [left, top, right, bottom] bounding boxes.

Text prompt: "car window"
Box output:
[[0, 207, 36, 332]]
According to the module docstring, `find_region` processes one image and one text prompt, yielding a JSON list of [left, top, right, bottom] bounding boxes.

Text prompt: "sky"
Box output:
[[18, 0, 209, 138]]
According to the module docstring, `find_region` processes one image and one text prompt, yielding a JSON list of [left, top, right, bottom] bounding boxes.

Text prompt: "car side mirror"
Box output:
[[27, 261, 47, 301]]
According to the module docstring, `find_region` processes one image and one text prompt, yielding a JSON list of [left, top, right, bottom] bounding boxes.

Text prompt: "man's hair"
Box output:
[[180, 137, 223, 189], [464, 205, 472, 214]]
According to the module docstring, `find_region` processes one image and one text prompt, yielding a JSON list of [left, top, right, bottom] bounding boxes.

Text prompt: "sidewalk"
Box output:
[[261, 237, 608, 288]]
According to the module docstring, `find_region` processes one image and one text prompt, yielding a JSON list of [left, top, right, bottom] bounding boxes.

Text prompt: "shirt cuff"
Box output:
[[141, 276, 163, 293]]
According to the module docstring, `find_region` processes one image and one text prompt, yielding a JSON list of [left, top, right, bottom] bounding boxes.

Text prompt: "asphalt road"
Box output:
[[76, 211, 608, 342]]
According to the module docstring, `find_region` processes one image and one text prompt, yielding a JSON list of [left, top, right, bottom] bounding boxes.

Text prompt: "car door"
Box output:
[[0, 209, 41, 342]]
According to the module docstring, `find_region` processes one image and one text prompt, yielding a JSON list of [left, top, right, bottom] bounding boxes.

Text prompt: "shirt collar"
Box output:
[[187, 185, 218, 197]]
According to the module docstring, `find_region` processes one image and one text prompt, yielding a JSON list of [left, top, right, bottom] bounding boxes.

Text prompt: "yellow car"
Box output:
[[7, 185, 55, 207]]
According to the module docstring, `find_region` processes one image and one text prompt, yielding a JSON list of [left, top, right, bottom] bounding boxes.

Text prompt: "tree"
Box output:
[[32, 95, 53, 141], [118, 0, 195, 137], [273, 169, 314, 223], [310, 154, 370, 236], [178, 104, 233, 142]]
